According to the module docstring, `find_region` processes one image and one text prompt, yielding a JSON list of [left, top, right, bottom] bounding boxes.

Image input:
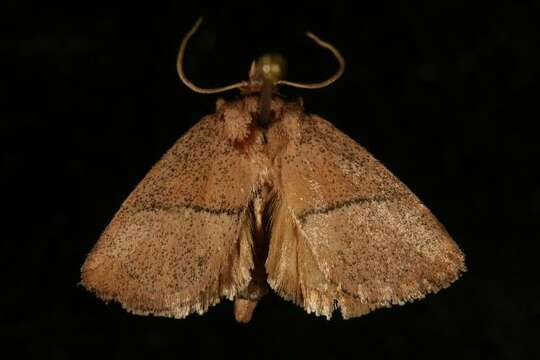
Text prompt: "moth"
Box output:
[[81, 18, 465, 323]]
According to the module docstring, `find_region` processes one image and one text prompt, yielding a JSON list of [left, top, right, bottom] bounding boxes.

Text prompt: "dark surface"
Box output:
[[3, 0, 537, 359]]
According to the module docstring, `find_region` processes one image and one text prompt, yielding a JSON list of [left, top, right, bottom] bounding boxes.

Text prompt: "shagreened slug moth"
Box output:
[[81, 18, 465, 323]]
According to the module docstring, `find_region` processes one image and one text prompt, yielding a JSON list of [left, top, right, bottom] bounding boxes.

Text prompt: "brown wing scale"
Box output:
[[266, 110, 465, 319], [81, 114, 258, 318]]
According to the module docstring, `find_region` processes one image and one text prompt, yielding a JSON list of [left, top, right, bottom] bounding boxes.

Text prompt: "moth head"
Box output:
[[252, 54, 286, 85], [177, 17, 345, 94]]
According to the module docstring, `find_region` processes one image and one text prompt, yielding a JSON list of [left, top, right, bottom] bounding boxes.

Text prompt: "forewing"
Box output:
[[81, 115, 257, 318], [267, 114, 465, 319]]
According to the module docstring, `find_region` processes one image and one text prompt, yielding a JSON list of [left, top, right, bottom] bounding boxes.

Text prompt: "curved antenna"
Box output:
[[276, 32, 345, 89], [177, 17, 248, 94]]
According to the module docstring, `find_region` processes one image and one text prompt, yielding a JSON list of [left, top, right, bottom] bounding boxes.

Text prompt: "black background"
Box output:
[[3, 0, 538, 359]]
